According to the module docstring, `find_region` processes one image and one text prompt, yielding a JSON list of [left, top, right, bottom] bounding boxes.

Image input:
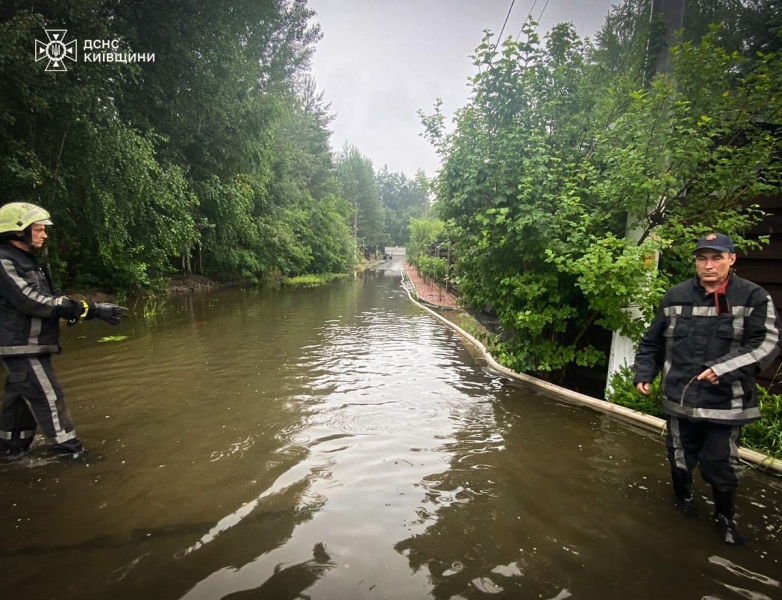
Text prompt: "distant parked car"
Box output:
[[383, 253, 392, 261]]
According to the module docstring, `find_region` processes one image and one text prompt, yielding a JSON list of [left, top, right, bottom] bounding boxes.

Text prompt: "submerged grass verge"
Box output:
[[98, 335, 129, 343], [283, 273, 349, 288]]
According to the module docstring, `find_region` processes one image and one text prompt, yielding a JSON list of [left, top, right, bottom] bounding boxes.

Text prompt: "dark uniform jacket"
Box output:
[[0, 243, 80, 357], [633, 274, 781, 424]]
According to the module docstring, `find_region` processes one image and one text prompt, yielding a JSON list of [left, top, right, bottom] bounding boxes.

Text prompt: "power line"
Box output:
[[482, 0, 517, 71], [515, 0, 554, 40], [537, 0, 552, 24], [516, 0, 539, 40], [496, 0, 517, 47]]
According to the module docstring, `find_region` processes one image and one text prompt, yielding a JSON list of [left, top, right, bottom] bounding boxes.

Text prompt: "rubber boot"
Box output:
[[5, 447, 31, 461], [2, 437, 33, 461], [671, 468, 698, 518], [712, 487, 745, 546]]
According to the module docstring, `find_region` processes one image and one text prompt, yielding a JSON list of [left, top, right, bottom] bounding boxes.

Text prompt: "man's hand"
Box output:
[[87, 303, 129, 325], [697, 368, 719, 385], [636, 382, 650, 395]]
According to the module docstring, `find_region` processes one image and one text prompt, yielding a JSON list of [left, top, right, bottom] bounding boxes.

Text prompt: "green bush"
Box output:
[[407, 218, 445, 266], [416, 256, 448, 285], [606, 365, 664, 418], [742, 385, 782, 460]]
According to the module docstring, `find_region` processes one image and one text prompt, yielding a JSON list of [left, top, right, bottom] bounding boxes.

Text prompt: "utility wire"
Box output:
[[516, 0, 539, 40], [537, 0, 552, 24], [495, 0, 517, 47], [515, 0, 553, 40], [482, 0, 517, 71]]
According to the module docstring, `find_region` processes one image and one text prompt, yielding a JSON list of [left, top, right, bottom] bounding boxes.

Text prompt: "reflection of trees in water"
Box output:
[[222, 542, 335, 600], [103, 478, 328, 600], [0, 478, 329, 600], [394, 389, 610, 600], [394, 385, 782, 600]]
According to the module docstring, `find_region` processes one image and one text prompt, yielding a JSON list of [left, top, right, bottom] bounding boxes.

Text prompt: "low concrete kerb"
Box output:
[[400, 272, 782, 475]]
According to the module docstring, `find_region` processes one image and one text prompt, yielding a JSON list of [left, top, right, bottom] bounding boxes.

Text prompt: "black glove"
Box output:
[[59, 298, 85, 322], [86, 302, 129, 325]]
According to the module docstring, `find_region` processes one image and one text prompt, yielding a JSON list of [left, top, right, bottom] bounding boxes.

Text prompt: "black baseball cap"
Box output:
[[693, 233, 735, 254]]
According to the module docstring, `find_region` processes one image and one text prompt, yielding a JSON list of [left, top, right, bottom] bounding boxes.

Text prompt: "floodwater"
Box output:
[[1, 260, 781, 600]]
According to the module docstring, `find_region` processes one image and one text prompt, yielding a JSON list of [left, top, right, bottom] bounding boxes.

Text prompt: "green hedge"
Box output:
[[415, 256, 448, 285]]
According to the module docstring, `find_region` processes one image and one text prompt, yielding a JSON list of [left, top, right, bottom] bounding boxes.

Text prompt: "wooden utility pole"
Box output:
[[605, 0, 688, 394]]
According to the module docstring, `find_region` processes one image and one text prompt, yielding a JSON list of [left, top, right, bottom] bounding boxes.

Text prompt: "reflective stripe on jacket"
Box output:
[[633, 274, 781, 425], [0, 243, 68, 356]]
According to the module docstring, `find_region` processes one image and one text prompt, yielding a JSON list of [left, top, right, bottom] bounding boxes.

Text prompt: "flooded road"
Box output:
[[1, 262, 781, 600]]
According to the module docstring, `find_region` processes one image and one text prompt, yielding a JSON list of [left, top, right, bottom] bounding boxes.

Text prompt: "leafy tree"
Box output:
[[1, 0, 364, 288], [268, 81, 356, 275], [685, 0, 782, 59], [377, 167, 430, 245], [0, 2, 199, 289], [406, 217, 444, 266], [336, 144, 386, 251], [108, 0, 321, 281], [422, 17, 782, 380], [292, 193, 356, 273]]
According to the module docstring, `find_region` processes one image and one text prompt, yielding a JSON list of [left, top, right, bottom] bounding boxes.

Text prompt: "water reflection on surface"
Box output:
[[1, 263, 781, 600]]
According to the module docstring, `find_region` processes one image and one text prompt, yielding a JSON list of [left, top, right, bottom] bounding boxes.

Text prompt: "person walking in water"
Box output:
[[633, 233, 780, 546], [0, 202, 129, 459]]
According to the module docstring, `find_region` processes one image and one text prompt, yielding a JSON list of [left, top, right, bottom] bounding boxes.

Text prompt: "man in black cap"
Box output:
[[633, 233, 780, 546]]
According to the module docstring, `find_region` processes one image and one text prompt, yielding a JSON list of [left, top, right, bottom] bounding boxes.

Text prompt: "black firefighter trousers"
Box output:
[[666, 414, 742, 493], [0, 354, 82, 455]]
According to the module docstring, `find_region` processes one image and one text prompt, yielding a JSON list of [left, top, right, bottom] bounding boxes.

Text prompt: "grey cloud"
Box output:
[[308, 0, 620, 176]]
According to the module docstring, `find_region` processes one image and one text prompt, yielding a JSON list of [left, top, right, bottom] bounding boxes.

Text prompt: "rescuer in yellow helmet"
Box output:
[[0, 202, 128, 459]]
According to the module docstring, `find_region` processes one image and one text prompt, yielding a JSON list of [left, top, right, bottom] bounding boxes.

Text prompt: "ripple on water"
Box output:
[[306, 403, 444, 436], [472, 577, 503, 594], [491, 561, 523, 577], [208, 435, 256, 462], [717, 583, 773, 600], [325, 409, 408, 434], [708, 556, 781, 588], [442, 561, 464, 577], [288, 433, 311, 445]]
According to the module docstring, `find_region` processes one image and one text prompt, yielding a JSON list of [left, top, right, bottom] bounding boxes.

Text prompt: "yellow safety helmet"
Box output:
[[0, 202, 53, 235]]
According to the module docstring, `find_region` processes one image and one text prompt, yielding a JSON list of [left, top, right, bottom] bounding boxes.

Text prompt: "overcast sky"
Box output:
[[306, 0, 621, 178]]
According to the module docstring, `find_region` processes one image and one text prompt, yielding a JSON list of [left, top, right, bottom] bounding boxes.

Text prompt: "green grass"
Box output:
[[131, 296, 167, 320], [282, 273, 348, 288], [98, 335, 129, 343]]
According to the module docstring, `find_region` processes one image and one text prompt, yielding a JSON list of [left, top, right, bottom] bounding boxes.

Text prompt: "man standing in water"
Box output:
[[633, 233, 780, 546], [0, 202, 129, 459]]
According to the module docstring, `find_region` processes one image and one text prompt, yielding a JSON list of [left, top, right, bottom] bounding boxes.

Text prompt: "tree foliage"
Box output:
[[1, 1, 436, 290], [422, 2, 782, 380], [377, 167, 430, 245], [406, 216, 445, 267], [336, 144, 386, 251]]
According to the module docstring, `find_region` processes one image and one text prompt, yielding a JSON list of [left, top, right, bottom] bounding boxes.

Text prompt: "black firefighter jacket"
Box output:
[[0, 243, 80, 357], [633, 274, 781, 425]]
